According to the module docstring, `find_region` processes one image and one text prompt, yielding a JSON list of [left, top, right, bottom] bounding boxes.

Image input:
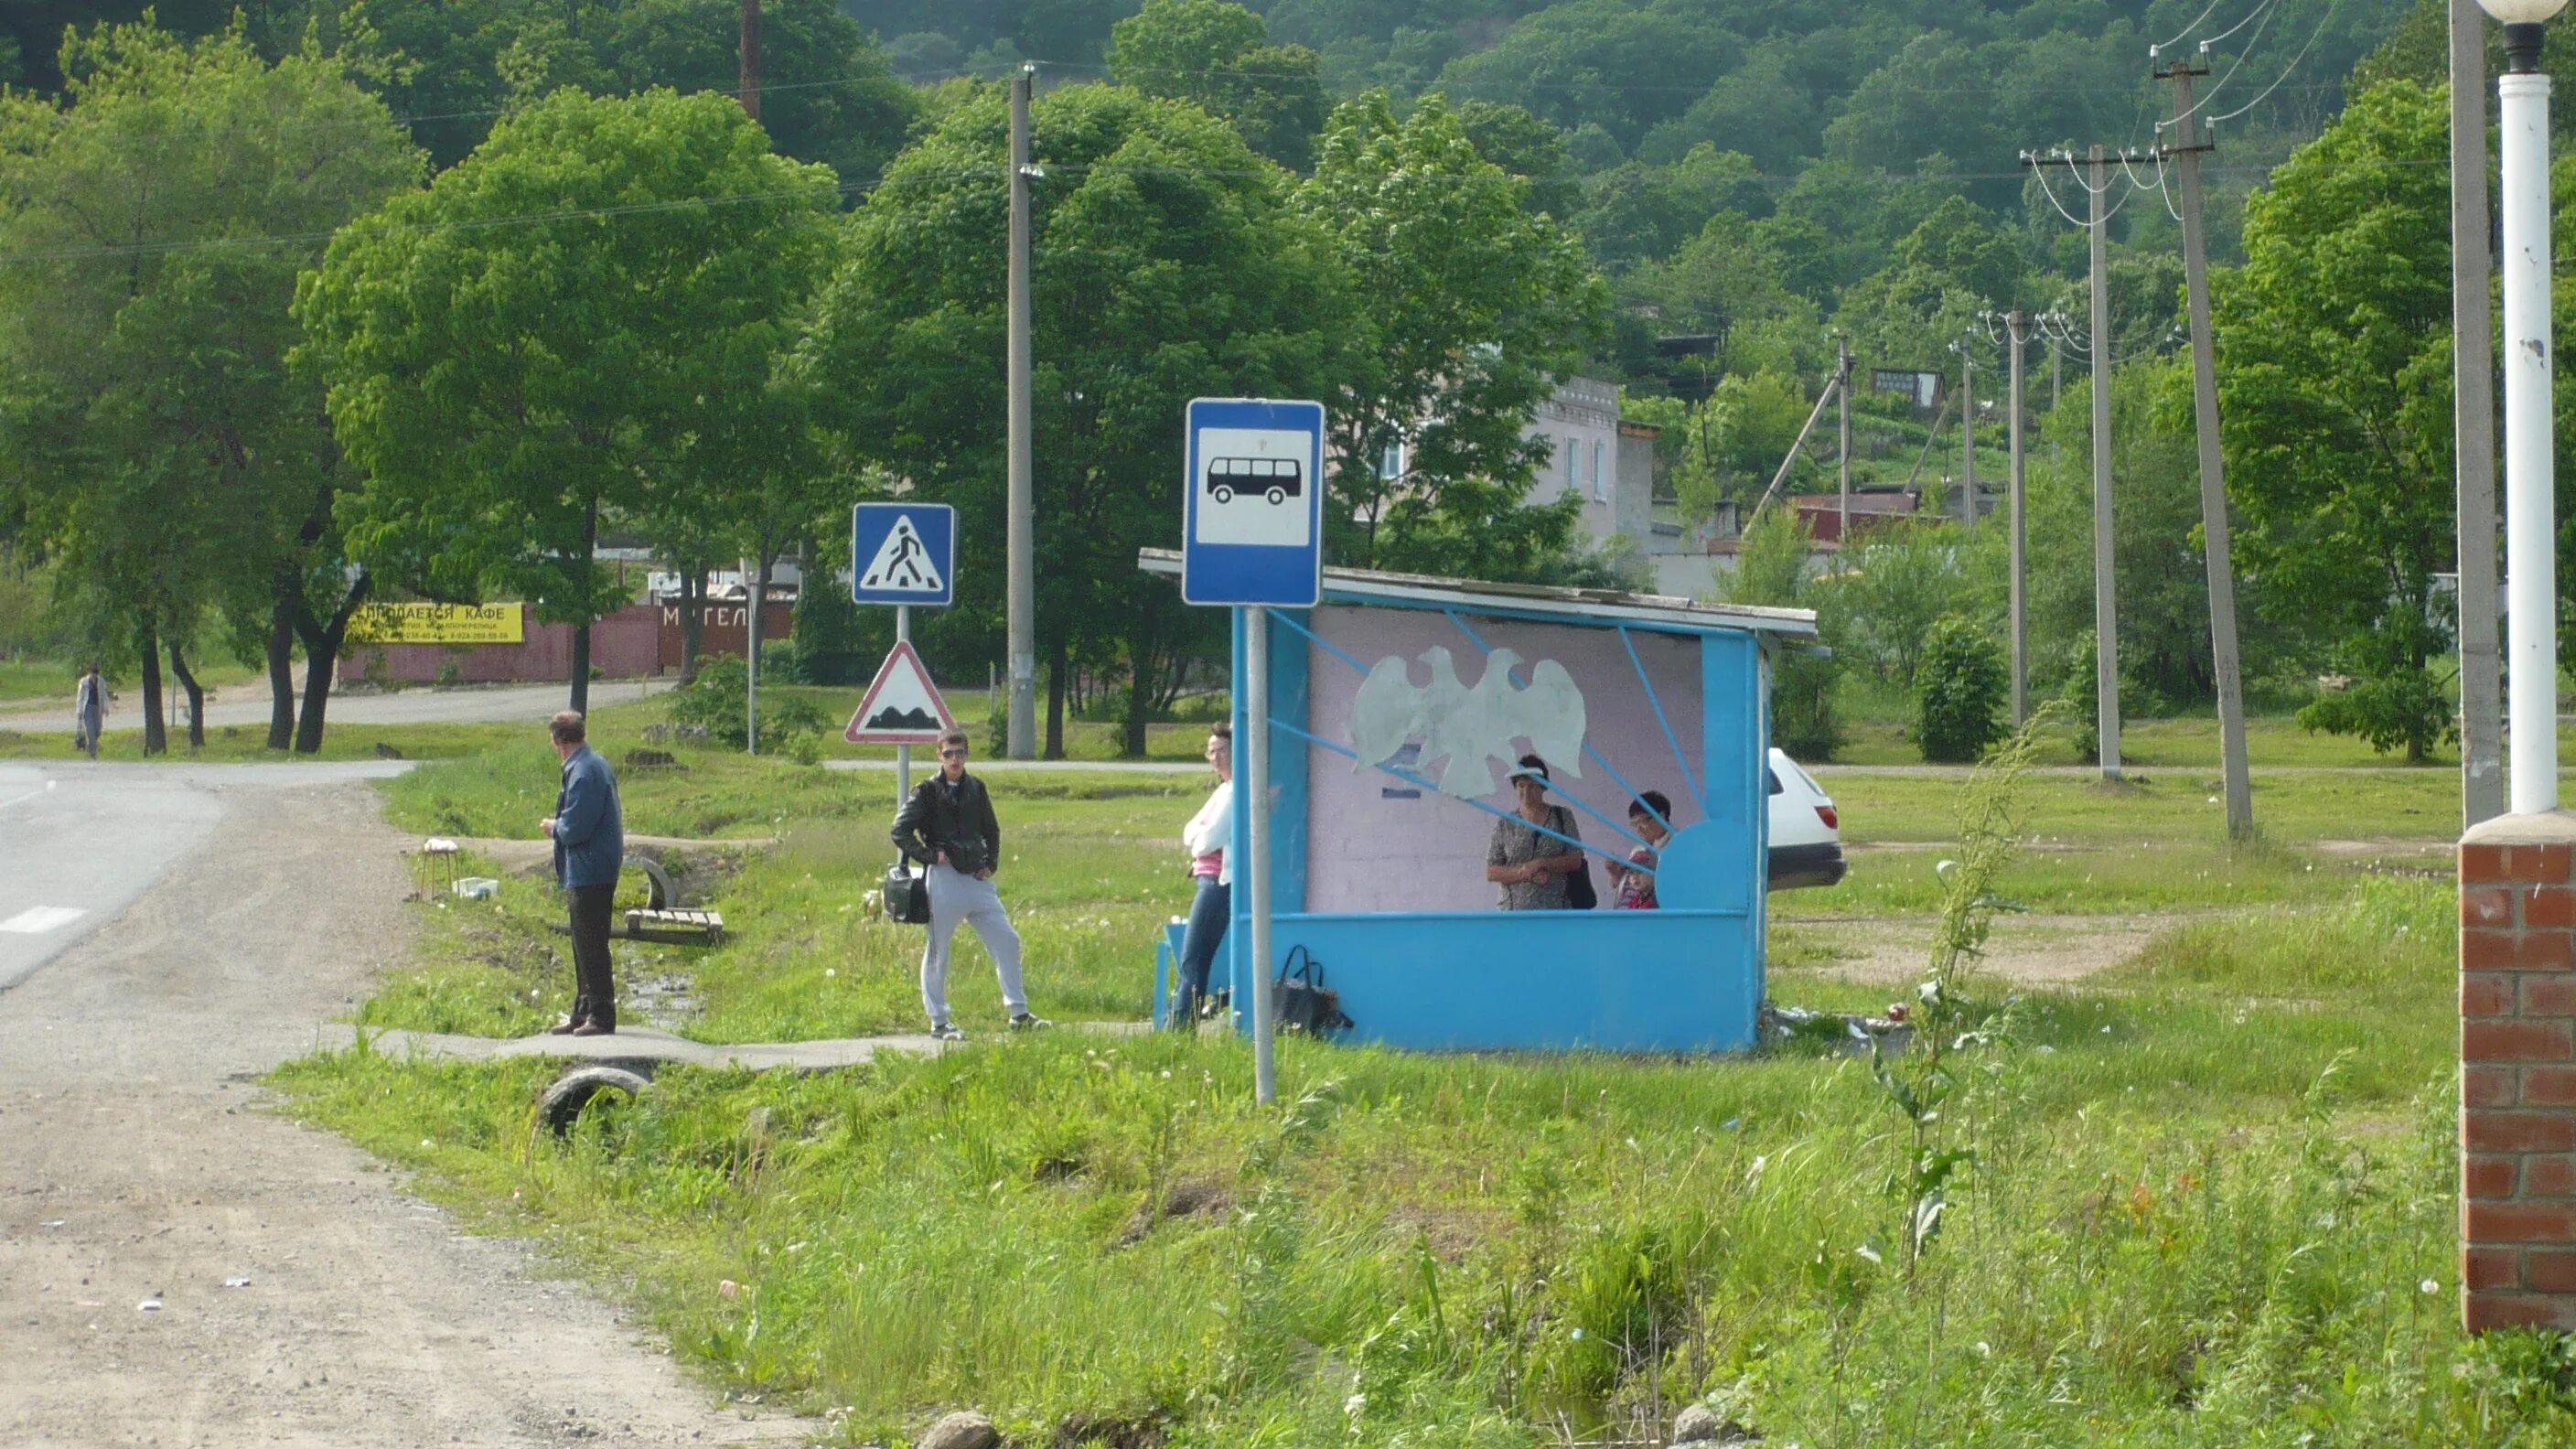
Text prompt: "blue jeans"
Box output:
[[1172, 875, 1229, 1025]]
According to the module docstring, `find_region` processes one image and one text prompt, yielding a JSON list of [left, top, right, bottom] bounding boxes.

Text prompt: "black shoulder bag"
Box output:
[[1558, 807, 1597, 910], [1274, 945, 1356, 1039], [883, 856, 932, 926]]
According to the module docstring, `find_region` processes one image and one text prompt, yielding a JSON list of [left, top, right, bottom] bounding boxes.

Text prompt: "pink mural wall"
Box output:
[[1304, 606, 1708, 914]]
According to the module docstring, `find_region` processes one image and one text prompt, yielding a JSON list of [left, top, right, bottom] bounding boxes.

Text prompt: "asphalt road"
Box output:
[[0, 762, 811, 1446], [0, 680, 653, 735], [0, 763, 407, 994]]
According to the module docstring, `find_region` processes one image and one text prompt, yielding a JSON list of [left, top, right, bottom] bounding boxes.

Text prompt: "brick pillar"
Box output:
[[2462, 811, 2576, 1331]]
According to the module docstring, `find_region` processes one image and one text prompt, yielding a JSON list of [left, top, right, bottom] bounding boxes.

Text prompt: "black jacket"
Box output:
[[892, 770, 1002, 875]]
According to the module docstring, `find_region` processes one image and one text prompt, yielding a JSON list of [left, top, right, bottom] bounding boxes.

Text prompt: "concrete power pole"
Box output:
[[2006, 309, 2029, 724], [2161, 60, 2257, 842], [2455, 0, 2506, 826], [1837, 337, 1853, 546], [2088, 147, 2122, 779], [1006, 65, 1037, 758], [1959, 343, 1977, 525]]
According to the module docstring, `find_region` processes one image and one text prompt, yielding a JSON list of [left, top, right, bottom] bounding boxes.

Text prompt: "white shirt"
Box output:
[[1182, 782, 1232, 886]]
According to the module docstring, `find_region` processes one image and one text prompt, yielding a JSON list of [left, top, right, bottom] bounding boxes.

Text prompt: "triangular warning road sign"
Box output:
[[858, 514, 945, 596], [845, 640, 958, 744]]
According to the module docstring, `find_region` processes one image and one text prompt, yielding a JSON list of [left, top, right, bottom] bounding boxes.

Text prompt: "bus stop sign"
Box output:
[[1180, 398, 1325, 608]]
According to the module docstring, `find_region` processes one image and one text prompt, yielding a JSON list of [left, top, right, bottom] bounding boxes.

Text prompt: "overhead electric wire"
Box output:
[[2207, 5, 2334, 127], [2158, 0, 2281, 133], [2152, 0, 2230, 54]]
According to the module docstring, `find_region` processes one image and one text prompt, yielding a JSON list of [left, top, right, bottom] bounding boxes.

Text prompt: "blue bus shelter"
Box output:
[[1140, 549, 1818, 1053]]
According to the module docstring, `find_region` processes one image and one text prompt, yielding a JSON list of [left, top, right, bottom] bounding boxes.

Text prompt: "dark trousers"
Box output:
[[567, 882, 617, 1029], [1170, 875, 1229, 1025]]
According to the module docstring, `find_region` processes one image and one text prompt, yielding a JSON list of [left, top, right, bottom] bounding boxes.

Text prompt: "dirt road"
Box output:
[[0, 773, 811, 1447]]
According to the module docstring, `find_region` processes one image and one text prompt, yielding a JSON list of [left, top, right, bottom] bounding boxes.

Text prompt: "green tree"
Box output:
[[0, 20, 420, 753], [1295, 91, 1607, 580], [2212, 80, 2456, 762], [1725, 506, 1842, 759], [256, 0, 916, 177], [1106, 0, 1326, 169], [800, 83, 1347, 757], [299, 87, 840, 716], [1840, 517, 1968, 687]]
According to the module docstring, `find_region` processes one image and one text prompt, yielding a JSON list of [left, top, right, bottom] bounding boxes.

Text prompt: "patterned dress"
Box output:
[[1487, 806, 1581, 910]]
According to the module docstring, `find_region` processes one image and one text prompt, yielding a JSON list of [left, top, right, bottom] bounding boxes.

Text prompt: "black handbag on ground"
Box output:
[[1273, 945, 1355, 1039], [883, 856, 932, 926]]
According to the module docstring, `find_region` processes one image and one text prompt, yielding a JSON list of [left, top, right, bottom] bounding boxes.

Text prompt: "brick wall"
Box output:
[[2461, 811, 2576, 1331]]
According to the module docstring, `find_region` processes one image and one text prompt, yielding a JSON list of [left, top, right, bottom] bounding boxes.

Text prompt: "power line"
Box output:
[[2206, 6, 2334, 128]]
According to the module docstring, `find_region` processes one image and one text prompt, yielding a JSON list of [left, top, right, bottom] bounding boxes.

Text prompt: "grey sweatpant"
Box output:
[[921, 864, 1027, 1025]]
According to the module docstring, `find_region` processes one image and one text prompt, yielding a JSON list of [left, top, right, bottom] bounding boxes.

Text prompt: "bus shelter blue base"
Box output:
[[1155, 912, 1759, 1052]]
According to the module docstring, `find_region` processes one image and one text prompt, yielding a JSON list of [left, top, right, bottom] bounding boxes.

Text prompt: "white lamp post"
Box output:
[[2485, 0, 2570, 813]]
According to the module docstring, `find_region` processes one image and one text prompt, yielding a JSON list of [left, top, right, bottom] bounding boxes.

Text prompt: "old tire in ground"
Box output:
[[538, 1066, 651, 1136], [623, 854, 673, 910]]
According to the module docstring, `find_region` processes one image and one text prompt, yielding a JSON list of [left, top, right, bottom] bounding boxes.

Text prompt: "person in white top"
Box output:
[[1169, 722, 1233, 1027]]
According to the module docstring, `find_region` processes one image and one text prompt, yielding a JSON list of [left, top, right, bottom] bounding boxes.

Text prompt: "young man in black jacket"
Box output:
[[891, 728, 1047, 1039]]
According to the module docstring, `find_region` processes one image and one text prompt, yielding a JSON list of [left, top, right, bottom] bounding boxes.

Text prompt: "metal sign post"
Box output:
[[1244, 606, 1275, 1105], [1178, 397, 1326, 1108], [895, 604, 912, 801]]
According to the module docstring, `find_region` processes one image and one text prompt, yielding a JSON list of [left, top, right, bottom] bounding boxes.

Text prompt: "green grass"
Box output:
[[274, 871, 2575, 1445], [0, 653, 264, 704], [264, 714, 2576, 1446]]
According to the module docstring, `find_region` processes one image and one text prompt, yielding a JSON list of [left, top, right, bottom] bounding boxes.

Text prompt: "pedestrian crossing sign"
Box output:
[[851, 503, 955, 606]]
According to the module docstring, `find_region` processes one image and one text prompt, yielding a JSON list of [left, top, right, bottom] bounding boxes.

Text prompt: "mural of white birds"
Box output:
[[1520, 659, 1588, 781], [1411, 646, 1473, 783], [1447, 648, 1525, 799], [1346, 643, 1589, 800], [1349, 654, 1420, 774]]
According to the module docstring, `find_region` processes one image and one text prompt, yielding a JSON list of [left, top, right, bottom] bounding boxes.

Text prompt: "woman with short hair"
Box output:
[[1484, 754, 1585, 910]]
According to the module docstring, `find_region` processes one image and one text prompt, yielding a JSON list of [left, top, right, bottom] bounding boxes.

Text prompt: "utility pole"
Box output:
[[737, 0, 760, 120], [1836, 336, 1853, 546], [2006, 309, 2029, 724], [1005, 63, 1037, 758], [1959, 341, 1977, 525], [2160, 59, 2256, 842], [2088, 152, 2120, 779], [2455, 0, 2506, 826]]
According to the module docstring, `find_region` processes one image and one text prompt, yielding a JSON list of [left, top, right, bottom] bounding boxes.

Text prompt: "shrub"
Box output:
[[667, 656, 829, 751], [1914, 615, 2006, 763]]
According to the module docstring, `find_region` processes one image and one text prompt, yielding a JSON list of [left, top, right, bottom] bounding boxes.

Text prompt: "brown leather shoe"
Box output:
[[570, 1022, 615, 1037], [547, 1019, 581, 1036]]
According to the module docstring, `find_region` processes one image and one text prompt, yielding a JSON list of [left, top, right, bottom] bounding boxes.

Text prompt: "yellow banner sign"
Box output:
[[346, 603, 525, 645]]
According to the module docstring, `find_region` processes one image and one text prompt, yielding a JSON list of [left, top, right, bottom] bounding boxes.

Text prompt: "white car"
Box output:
[[1766, 748, 1847, 890]]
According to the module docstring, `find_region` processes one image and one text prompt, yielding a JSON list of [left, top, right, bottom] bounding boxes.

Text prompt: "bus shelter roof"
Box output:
[[1136, 548, 1818, 641]]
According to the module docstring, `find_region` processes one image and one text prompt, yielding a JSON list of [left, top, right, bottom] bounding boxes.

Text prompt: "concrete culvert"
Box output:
[[538, 1066, 652, 1136]]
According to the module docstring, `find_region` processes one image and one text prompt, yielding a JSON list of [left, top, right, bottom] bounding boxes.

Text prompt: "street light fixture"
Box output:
[[2479, 0, 2568, 811]]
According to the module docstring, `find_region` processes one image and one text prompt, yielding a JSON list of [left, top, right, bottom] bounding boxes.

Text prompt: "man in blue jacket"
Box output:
[[542, 710, 624, 1036]]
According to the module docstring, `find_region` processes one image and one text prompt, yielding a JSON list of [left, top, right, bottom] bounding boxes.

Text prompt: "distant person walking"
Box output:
[[541, 710, 624, 1036], [1169, 722, 1233, 1027], [72, 665, 104, 759], [892, 728, 1047, 1040]]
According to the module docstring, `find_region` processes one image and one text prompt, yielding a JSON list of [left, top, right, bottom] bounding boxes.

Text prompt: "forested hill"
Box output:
[[876, 0, 2399, 188], [863, 0, 2410, 392]]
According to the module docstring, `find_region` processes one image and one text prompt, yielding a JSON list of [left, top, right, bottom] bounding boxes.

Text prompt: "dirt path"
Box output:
[[0, 778, 813, 1447], [1774, 910, 2203, 987]]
